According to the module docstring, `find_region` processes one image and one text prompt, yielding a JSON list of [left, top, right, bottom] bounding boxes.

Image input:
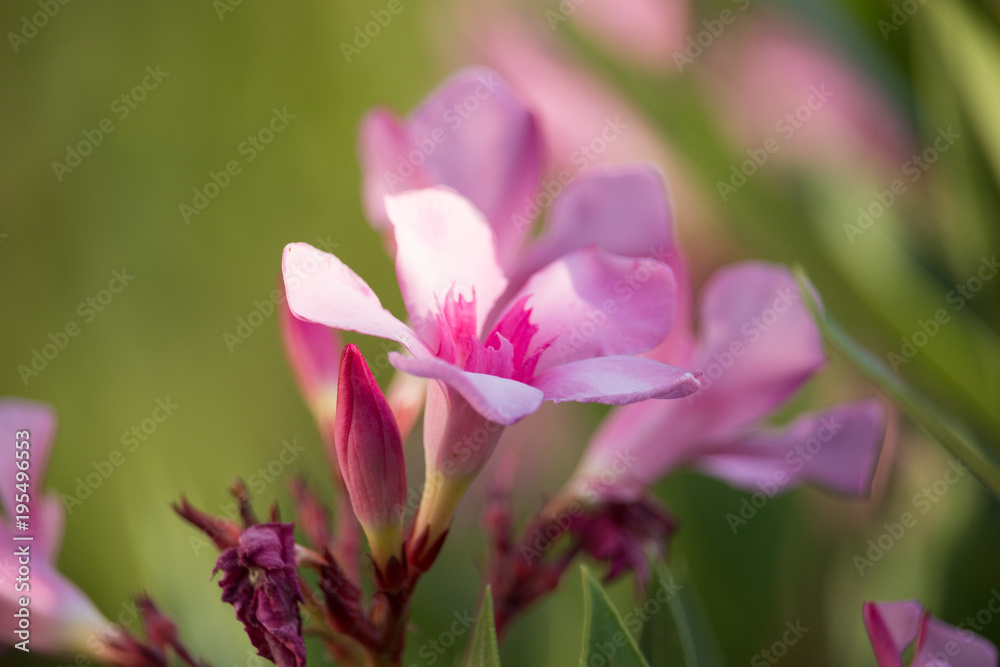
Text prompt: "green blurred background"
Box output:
[[2, 0, 998, 665]]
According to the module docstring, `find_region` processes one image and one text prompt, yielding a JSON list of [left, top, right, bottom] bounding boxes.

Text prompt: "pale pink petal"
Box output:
[[359, 68, 542, 264], [281, 243, 426, 355], [0, 398, 60, 563], [687, 262, 825, 438], [280, 289, 342, 415], [914, 614, 998, 667], [385, 188, 508, 347], [389, 353, 543, 425], [517, 164, 675, 281], [511, 247, 676, 374], [406, 68, 542, 263], [358, 109, 432, 229], [36, 493, 65, 565], [0, 561, 110, 654], [645, 247, 696, 366], [531, 356, 700, 405], [573, 399, 692, 484], [863, 600, 924, 667], [693, 399, 887, 497]]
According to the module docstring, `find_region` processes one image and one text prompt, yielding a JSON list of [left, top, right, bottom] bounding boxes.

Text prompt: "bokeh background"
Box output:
[[2, 0, 999, 665]]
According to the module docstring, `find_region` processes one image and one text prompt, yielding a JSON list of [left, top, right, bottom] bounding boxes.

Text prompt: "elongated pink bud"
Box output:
[[335, 344, 407, 567], [280, 288, 342, 430]]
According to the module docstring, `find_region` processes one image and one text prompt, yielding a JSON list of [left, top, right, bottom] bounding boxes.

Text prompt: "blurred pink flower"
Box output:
[[0, 398, 113, 656], [700, 14, 913, 177], [864, 600, 997, 667], [554, 0, 688, 71], [571, 262, 886, 499]]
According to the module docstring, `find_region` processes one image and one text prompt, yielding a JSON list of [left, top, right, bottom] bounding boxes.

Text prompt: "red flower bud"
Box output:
[[335, 344, 407, 567]]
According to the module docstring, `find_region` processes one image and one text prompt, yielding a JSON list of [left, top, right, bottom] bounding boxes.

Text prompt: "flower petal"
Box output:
[[693, 399, 887, 497], [281, 243, 426, 355], [518, 164, 675, 279], [357, 108, 433, 229], [389, 352, 542, 425], [279, 287, 342, 420], [385, 188, 508, 345], [405, 68, 542, 262], [914, 614, 998, 667], [359, 68, 542, 264], [863, 600, 923, 667], [688, 262, 825, 438], [0, 398, 61, 563], [510, 247, 676, 374], [532, 356, 700, 405]]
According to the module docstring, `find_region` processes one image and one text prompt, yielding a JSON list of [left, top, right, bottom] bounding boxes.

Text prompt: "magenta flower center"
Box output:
[[435, 290, 550, 384]]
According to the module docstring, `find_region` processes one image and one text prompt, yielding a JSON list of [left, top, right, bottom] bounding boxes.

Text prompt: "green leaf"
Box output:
[[924, 0, 1000, 191], [467, 586, 501, 667], [639, 562, 728, 667], [580, 566, 650, 667], [793, 267, 1000, 499]]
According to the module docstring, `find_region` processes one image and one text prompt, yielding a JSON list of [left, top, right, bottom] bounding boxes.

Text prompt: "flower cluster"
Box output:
[[6, 60, 996, 667]]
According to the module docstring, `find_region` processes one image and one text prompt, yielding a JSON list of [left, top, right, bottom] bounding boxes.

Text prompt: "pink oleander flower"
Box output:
[[0, 398, 115, 657], [863, 600, 998, 667], [282, 186, 700, 547], [570, 261, 887, 506], [335, 344, 408, 569]]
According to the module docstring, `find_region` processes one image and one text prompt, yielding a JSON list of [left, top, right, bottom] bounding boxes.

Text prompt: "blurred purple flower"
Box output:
[[214, 523, 306, 667], [571, 262, 887, 501], [864, 600, 997, 667]]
